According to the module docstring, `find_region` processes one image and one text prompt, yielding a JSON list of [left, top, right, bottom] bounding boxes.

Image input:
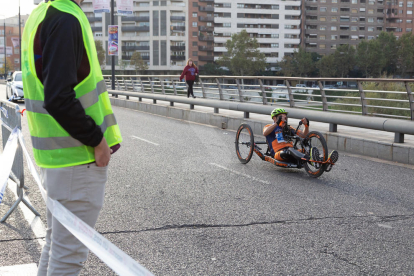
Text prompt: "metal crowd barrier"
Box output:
[[0, 100, 39, 222]]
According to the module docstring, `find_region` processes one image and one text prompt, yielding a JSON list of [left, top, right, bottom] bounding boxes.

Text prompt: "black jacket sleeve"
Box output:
[[40, 7, 103, 147]]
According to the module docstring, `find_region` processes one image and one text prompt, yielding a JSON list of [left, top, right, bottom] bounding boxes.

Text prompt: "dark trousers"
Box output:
[[186, 80, 194, 97]]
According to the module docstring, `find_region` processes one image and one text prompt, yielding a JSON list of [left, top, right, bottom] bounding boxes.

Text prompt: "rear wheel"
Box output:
[[304, 131, 328, 178], [235, 124, 254, 164]]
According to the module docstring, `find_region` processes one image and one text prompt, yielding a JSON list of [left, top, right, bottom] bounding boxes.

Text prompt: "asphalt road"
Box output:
[[1, 84, 414, 275]]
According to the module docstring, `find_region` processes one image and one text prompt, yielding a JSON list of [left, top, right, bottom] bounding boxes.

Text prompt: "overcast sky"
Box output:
[[1, 0, 37, 18]]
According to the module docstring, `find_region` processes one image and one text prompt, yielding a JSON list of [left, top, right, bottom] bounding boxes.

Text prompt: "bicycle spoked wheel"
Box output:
[[304, 131, 328, 178], [235, 124, 254, 164]]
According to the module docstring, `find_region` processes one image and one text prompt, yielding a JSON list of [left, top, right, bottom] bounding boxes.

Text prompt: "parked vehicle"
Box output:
[[6, 71, 24, 102], [296, 84, 307, 88]]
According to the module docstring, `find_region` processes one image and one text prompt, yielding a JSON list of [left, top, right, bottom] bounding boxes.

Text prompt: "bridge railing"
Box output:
[[103, 75, 414, 122]]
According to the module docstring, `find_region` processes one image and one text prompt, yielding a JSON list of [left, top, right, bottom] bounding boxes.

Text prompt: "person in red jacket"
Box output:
[[179, 58, 199, 98]]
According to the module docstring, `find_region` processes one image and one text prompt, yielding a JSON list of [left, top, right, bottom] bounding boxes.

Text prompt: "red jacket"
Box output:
[[180, 65, 198, 81]]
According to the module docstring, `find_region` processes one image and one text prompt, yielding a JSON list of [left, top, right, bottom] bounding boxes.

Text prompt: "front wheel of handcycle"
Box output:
[[235, 124, 254, 164], [303, 131, 328, 178]]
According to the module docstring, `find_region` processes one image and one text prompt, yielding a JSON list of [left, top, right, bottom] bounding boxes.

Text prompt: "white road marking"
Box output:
[[378, 224, 393, 229], [209, 163, 271, 185], [0, 263, 37, 275], [131, 135, 159, 146], [7, 179, 46, 247]]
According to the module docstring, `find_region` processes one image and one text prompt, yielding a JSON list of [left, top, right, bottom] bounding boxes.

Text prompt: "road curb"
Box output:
[[110, 97, 414, 165]]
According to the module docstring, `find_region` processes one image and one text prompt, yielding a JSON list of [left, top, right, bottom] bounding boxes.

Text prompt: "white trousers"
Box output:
[[37, 163, 108, 276]]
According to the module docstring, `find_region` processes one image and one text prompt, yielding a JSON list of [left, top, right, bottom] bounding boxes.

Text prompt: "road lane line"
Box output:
[[7, 179, 46, 247], [131, 135, 159, 146], [0, 263, 37, 275], [209, 163, 271, 185]]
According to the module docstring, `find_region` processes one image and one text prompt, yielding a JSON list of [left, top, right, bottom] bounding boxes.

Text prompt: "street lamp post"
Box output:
[[111, 0, 115, 90]]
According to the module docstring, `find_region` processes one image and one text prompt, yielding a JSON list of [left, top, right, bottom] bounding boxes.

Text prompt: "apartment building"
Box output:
[[81, 0, 188, 74], [304, 0, 385, 55], [385, 0, 414, 36], [1, 21, 26, 73], [192, 0, 302, 68]]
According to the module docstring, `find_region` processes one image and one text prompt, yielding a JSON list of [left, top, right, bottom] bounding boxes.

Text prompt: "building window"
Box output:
[[271, 34, 279, 38], [360, 26, 365, 30], [192, 31, 197, 37], [351, 26, 358, 31], [368, 9, 374, 14], [272, 5, 279, 9], [193, 51, 198, 56], [223, 3, 231, 7], [320, 7, 327, 12], [368, 36, 375, 40], [332, 0, 338, 2], [193, 2, 198, 7], [408, 10, 413, 14], [351, 17, 358, 22], [331, 17, 337, 21], [407, 28, 413, 31], [408, 2, 413, 7], [407, 19, 413, 23], [153, 10, 159, 36], [320, 17, 326, 21], [320, 35, 326, 40], [237, 3, 244, 8], [153, 1, 159, 6], [352, 8, 358, 13], [368, 27, 374, 31], [321, 0, 327, 3], [319, 44, 326, 49], [331, 44, 337, 49], [161, 1, 166, 5], [331, 26, 337, 30], [369, 0, 375, 4], [192, 22, 197, 27], [360, 8, 366, 12], [14, 48, 19, 54], [368, 17, 374, 22], [153, 40, 159, 65], [192, 41, 198, 46], [193, 12, 197, 17], [399, 1, 403, 6], [396, 28, 402, 32], [15, 58, 19, 64], [331, 35, 337, 40], [352, 0, 358, 3], [331, 7, 338, 12], [271, 43, 279, 48], [207, 22, 212, 26]]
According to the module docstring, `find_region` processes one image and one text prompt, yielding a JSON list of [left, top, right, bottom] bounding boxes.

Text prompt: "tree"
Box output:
[[118, 59, 129, 71], [317, 55, 337, 77], [216, 29, 266, 77], [130, 51, 149, 74], [397, 33, 414, 77], [278, 55, 295, 77], [95, 40, 105, 67], [0, 57, 13, 77], [377, 32, 398, 75], [294, 47, 315, 77], [333, 44, 356, 77], [200, 62, 227, 76]]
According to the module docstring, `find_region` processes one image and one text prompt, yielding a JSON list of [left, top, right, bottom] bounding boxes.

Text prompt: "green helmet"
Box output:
[[271, 108, 288, 118]]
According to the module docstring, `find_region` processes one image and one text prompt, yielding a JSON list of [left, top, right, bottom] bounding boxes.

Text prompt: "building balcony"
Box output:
[[171, 45, 186, 51], [199, 56, 214, 61], [386, 13, 402, 18], [121, 26, 150, 32], [91, 26, 102, 32], [171, 55, 186, 61], [122, 46, 150, 51], [199, 6, 214, 12], [171, 26, 185, 31], [199, 26, 214, 32], [121, 16, 150, 22], [199, 0, 214, 2], [171, 16, 186, 21], [199, 36, 214, 41], [199, 46, 214, 51], [122, 55, 150, 60], [199, 16, 214, 22], [87, 17, 102, 23]]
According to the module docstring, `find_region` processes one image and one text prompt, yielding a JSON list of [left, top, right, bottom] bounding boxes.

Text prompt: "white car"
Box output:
[[296, 84, 307, 88], [6, 71, 24, 102]]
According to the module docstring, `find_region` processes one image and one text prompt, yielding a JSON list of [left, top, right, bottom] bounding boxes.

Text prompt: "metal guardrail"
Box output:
[[0, 100, 40, 222], [103, 75, 414, 143]]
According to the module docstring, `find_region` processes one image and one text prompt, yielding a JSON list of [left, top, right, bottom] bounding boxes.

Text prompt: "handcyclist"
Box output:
[[263, 108, 339, 167]]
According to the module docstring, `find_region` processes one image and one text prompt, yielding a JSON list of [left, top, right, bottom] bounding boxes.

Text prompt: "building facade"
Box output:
[[81, 0, 188, 74], [1, 20, 26, 74], [304, 0, 385, 55], [385, 0, 414, 36]]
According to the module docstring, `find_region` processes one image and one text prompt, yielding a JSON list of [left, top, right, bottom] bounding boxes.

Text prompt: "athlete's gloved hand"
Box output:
[[301, 117, 310, 127]]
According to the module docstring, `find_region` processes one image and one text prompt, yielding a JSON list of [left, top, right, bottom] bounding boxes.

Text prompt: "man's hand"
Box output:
[[94, 137, 112, 167], [301, 117, 309, 127]]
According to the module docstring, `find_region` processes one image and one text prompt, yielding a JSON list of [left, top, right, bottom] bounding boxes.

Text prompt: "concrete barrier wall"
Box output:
[[110, 98, 414, 165]]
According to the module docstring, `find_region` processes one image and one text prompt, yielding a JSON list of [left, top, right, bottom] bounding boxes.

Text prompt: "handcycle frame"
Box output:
[[235, 122, 336, 178]]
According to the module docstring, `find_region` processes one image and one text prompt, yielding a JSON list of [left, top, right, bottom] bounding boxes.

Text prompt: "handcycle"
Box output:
[[235, 122, 336, 178]]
